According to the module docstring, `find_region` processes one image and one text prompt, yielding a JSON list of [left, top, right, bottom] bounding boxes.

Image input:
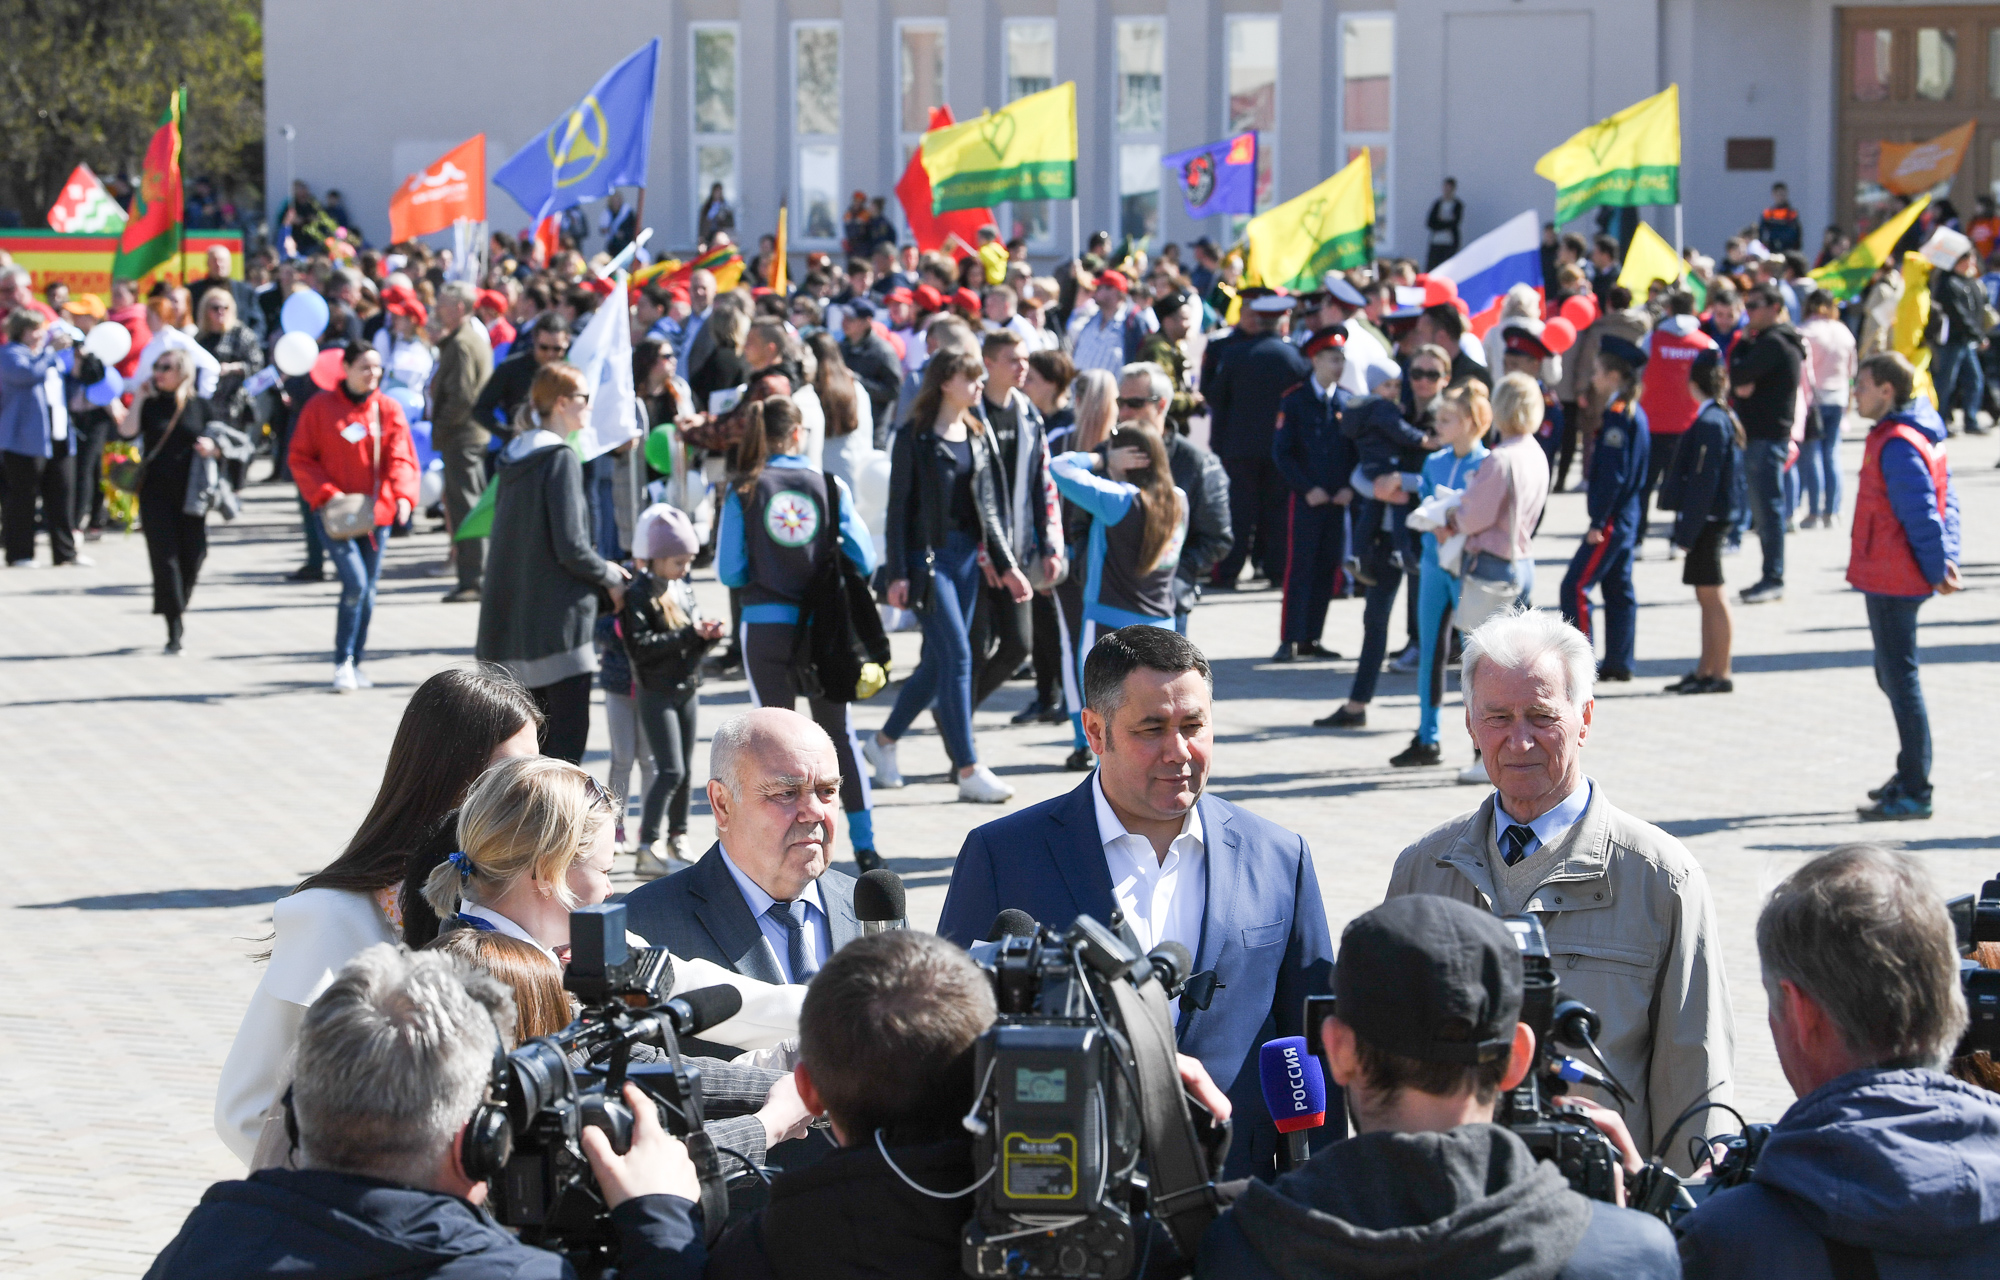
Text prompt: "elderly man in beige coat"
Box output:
[[1386, 609, 1734, 1171]]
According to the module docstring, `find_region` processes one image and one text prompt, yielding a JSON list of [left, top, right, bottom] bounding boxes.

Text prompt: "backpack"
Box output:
[[790, 479, 892, 702]]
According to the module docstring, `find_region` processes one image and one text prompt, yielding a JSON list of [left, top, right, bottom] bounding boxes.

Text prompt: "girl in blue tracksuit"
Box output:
[[1394, 380, 1491, 767], [1050, 425, 1188, 750], [715, 395, 883, 867]]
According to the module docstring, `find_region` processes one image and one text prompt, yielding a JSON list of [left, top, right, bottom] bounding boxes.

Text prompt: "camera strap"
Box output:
[[1107, 975, 1220, 1256], [681, 1127, 730, 1245]]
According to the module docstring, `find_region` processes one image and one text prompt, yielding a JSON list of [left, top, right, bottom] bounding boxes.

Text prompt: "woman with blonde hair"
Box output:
[[1446, 371, 1553, 781], [119, 348, 223, 652], [476, 363, 631, 762]]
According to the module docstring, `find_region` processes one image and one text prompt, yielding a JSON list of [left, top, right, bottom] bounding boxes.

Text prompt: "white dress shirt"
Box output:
[[719, 846, 830, 984], [1093, 773, 1207, 964]]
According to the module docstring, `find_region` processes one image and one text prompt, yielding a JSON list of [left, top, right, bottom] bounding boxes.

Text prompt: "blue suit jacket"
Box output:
[[0, 342, 64, 458], [937, 776, 1336, 1179]]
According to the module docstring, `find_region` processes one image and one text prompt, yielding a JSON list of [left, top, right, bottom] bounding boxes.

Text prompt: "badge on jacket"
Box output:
[[1601, 427, 1625, 449], [340, 422, 368, 444]]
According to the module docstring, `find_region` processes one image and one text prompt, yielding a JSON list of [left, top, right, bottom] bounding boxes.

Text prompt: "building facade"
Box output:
[[263, 0, 2000, 266]]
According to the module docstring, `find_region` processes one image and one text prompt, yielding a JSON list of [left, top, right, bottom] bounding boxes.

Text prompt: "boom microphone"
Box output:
[[661, 984, 745, 1039], [987, 909, 1039, 942], [1258, 1036, 1328, 1172], [854, 868, 908, 936]]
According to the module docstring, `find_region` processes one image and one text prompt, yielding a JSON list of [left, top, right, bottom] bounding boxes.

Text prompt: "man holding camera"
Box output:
[[1387, 610, 1734, 1169], [1197, 896, 1678, 1279], [147, 946, 704, 1279], [1675, 845, 2000, 1278]]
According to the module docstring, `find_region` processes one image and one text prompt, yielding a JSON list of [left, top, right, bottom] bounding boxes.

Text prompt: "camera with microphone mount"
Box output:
[[960, 911, 1229, 1278]]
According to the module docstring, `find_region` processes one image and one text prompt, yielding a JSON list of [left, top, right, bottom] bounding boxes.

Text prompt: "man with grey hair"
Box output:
[[1386, 609, 1734, 1171], [147, 944, 705, 1278], [1116, 361, 1233, 635], [1677, 845, 2000, 1278], [432, 280, 494, 603]]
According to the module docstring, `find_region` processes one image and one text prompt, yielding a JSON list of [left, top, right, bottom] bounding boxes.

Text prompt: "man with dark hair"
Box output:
[[1676, 844, 2000, 1278], [1758, 180, 1801, 254], [1589, 235, 1622, 312], [969, 327, 1061, 713], [1425, 177, 1463, 270], [1197, 896, 1679, 1279], [1415, 301, 1491, 387], [1728, 280, 1807, 602], [472, 314, 570, 435], [938, 627, 1335, 1178]]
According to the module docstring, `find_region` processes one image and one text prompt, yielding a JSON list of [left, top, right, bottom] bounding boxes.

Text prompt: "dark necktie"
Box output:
[[766, 899, 817, 982], [1501, 825, 1536, 867]]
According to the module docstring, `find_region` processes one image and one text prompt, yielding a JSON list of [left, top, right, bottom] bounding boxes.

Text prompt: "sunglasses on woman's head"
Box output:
[[581, 774, 616, 813]]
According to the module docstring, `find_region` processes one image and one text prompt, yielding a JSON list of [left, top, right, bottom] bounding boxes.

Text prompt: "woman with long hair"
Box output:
[[1659, 350, 1744, 695], [1024, 350, 1077, 447], [476, 363, 631, 762], [807, 330, 871, 499], [213, 666, 542, 1165], [689, 295, 751, 412], [1040, 367, 1118, 767], [866, 348, 1029, 804], [117, 349, 219, 652], [423, 929, 574, 1041]]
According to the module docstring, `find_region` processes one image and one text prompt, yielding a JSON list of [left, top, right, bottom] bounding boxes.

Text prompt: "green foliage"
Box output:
[[0, 0, 264, 221]]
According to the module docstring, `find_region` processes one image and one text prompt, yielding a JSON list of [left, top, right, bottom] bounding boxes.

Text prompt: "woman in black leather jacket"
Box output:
[[865, 348, 1030, 804]]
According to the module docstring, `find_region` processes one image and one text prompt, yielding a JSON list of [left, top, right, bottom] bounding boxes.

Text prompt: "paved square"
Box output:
[[4, 431, 1996, 1275]]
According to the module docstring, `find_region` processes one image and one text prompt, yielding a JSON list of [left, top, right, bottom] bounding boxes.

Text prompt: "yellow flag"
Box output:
[[1616, 221, 1686, 296], [1809, 195, 1930, 302], [1892, 250, 1939, 405], [922, 83, 1077, 214], [1245, 152, 1374, 291], [1535, 86, 1680, 224]]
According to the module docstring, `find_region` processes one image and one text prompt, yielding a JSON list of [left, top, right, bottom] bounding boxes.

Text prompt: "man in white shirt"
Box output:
[[1070, 270, 1141, 374]]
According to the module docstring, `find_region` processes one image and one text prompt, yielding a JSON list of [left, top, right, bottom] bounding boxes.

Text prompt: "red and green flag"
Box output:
[[111, 87, 187, 283]]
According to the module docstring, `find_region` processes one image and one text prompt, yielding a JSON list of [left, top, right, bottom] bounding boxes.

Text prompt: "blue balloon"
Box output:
[[388, 386, 426, 418], [280, 289, 330, 337], [86, 368, 123, 406]]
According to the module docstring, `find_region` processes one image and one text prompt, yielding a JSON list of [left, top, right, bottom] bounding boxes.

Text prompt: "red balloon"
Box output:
[[1560, 293, 1598, 330], [309, 347, 345, 391], [1541, 316, 1578, 355]]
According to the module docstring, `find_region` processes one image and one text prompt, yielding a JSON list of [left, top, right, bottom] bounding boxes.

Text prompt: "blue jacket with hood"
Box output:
[[1676, 1067, 2000, 1280], [1864, 399, 1962, 594]]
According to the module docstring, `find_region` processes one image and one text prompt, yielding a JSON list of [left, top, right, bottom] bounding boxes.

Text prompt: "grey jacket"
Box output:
[[475, 430, 622, 687], [1386, 781, 1734, 1171], [431, 320, 493, 447]]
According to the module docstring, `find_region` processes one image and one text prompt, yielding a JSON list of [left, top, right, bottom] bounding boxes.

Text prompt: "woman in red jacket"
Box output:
[[288, 343, 420, 692]]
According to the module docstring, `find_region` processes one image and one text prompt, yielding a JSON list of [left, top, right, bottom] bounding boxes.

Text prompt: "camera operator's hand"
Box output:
[[1554, 1095, 1642, 1205], [1176, 1054, 1232, 1122], [581, 1083, 700, 1208], [757, 1071, 815, 1147]]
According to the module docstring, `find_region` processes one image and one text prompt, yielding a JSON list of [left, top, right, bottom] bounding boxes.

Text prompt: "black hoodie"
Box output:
[[1195, 1124, 1677, 1280]]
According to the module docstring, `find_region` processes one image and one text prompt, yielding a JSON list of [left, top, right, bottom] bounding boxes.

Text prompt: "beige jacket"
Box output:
[[1386, 780, 1734, 1171]]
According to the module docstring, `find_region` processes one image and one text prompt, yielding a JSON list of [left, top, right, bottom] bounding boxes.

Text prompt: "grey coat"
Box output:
[[474, 431, 621, 687]]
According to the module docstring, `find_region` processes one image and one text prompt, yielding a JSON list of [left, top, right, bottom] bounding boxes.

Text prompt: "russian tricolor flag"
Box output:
[[1429, 210, 1544, 338]]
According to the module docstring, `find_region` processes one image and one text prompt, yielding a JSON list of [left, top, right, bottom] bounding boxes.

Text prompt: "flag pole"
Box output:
[[1071, 198, 1081, 266], [175, 85, 188, 285], [1674, 203, 1683, 256]]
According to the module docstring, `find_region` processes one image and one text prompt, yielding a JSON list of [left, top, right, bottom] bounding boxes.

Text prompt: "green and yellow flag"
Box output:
[[112, 87, 187, 282], [923, 82, 1077, 214], [1535, 86, 1680, 224], [1809, 195, 1931, 302], [1244, 152, 1374, 291], [1617, 221, 1688, 295]]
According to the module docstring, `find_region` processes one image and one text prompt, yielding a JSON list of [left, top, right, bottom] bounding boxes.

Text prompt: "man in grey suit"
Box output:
[[624, 706, 859, 1001]]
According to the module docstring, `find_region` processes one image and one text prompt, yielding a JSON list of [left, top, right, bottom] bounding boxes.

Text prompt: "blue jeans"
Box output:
[[1743, 439, 1789, 586], [589, 454, 622, 559], [1800, 403, 1844, 518], [297, 495, 327, 572], [1865, 593, 1931, 800], [882, 531, 981, 769], [1346, 563, 1405, 704], [1415, 560, 1462, 744], [323, 521, 389, 664], [1932, 339, 1985, 429]]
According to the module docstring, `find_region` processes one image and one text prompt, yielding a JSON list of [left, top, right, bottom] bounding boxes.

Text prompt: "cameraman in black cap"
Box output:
[[1196, 896, 1677, 1280]]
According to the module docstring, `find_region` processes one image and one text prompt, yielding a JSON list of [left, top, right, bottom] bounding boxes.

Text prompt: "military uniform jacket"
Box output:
[[1272, 379, 1360, 494], [1585, 396, 1651, 535]]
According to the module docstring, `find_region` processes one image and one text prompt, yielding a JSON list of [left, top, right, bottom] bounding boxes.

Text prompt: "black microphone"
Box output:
[[987, 909, 1039, 942], [661, 984, 744, 1038], [1145, 941, 1193, 995], [854, 868, 907, 935]]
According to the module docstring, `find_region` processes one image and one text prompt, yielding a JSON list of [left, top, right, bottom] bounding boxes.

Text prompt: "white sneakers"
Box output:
[[958, 764, 1015, 804], [863, 735, 905, 788], [332, 660, 359, 692], [1458, 753, 1490, 786], [353, 665, 375, 689]]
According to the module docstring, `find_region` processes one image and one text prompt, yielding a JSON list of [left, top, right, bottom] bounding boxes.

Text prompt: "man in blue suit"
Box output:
[[937, 626, 1335, 1179]]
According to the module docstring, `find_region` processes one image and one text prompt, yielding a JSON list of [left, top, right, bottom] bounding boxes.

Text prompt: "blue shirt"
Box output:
[[717, 845, 829, 984], [1495, 779, 1593, 863], [1417, 443, 1488, 570], [1050, 451, 1187, 629], [717, 456, 876, 624]]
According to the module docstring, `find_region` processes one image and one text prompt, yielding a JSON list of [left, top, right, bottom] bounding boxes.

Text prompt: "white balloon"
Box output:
[[82, 321, 130, 365], [855, 449, 891, 511], [273, 331, 319, 377], [418, 460, 444, 509]]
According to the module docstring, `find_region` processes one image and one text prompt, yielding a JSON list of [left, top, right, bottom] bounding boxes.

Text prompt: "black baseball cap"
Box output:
[[1153, 289, 1193, 318], [1333, 896, 1521, 1065]]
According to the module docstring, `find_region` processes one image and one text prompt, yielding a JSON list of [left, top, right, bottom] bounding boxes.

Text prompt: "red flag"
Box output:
[[112, 88, 186, 282], [532, 215, 561, 267], [389, 135, 486, 242], [895, 107, 997, 257]]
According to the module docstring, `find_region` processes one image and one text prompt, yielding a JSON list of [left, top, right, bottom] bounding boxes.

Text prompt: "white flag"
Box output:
[[564, 277, 639, 462]]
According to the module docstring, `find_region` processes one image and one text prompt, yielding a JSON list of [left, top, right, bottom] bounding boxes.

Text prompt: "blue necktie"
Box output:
[[767, 899, 817, 982], [1501, 825, 1536, 867]]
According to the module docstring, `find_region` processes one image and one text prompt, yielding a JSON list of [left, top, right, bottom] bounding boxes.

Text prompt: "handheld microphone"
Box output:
[[1258, 1036, 1328, 1172], [662, 984, 745, 1039], [987, 908, 1039, 941], [854, 868, 908, 936]]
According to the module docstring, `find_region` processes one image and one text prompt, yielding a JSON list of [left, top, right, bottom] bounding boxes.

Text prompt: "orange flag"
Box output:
[[1879, 121, 1976, 196], [389, 135, 486, 242], [771, 205, 788, 293]]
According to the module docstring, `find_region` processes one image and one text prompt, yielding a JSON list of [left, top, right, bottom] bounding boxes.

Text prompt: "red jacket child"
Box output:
[[289, 384, 421, 527]]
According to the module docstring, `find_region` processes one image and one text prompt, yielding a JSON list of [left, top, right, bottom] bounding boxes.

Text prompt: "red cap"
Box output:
[[913, 284, 945, 312], [952, 287, 981, 311], [885, 286, 915, 306], [1098, 269, 1131, 294], [475, 289, 508, 314], [1302, 327, 1347, 358], [1417, 275, 1460, 308]]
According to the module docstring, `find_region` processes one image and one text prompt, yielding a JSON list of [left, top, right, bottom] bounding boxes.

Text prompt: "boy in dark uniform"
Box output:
[[1270, 328, 1359, 661], [1559, 334, 1652, 681]]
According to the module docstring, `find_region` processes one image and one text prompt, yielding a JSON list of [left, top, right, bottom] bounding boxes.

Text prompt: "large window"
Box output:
[[1116, 18, 1165, 249], [692, 24, 739, 241], [1225, 16, 1278, 216], [896, 21, 947, 239], [1341, 14, 1394, 249], [1003, 19, 1055, 246], [793, 24, 840, 243]]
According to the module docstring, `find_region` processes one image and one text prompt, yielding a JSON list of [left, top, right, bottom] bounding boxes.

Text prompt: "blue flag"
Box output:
[[1162, 132, 1258, 220], [495, 39, 659, 222]]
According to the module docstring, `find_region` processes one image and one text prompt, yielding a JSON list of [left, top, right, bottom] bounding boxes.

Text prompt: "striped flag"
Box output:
[[46, 163, 127, 234]]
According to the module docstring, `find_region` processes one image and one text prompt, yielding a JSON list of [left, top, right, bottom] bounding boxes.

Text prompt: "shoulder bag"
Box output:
[[318, 400, 381, 541]]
